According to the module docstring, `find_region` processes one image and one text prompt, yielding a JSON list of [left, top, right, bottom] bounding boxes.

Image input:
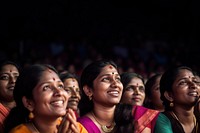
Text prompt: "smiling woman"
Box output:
[[78, 59, 123, 133], [4, 64, 87, 133], [154, 66, 200, 133]]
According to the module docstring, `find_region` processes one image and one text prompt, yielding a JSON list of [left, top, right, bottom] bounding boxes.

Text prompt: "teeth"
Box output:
[[188, 92, 198, 96], [51, 100, 63, 105], [8, 87, 14, 90], [109, 91, 119, 94]]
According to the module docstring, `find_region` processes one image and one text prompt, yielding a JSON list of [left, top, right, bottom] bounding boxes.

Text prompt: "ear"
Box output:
[[83, 85, 93, 97], [22, 96, 35, 112], [164, 91, 174, 102]]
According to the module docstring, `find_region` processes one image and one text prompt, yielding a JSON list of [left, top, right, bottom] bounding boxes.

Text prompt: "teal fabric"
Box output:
[[154, 113, 173, 133]]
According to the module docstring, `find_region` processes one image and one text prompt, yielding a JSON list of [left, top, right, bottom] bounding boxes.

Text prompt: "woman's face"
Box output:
[[92, 65, 123, 107], [63, 78, 81, 111], [150, 76, 164, 110], [32, 70, 70, 118], [121, 77, 145, 106], [171, 69, 200, 107], [0, 64, 19, 102]]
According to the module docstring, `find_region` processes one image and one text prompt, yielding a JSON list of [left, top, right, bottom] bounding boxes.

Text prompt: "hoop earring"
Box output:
[[29, 112, 34, 119]]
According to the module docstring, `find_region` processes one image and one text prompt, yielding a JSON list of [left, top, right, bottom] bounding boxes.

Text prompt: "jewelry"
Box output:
[[31, 122, 40, 133], [91, 111, 115, 133], [171, 111, 198, 133]]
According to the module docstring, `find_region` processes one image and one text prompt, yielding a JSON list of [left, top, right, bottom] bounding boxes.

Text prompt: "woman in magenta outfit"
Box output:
[[77, 59, 123, 133], [112, 103, 159, 133]]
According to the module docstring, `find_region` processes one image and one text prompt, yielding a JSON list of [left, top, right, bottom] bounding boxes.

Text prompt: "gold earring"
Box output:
[[29, 112, 34, 119], [170, 102, 174, 107]]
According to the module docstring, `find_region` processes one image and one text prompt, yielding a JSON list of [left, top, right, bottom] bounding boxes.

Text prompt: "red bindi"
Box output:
[[10, 70, 12, 72], [53, 77, 55, 81]]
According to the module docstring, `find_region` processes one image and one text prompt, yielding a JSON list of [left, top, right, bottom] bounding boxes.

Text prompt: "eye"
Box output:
[[14, 75, 19, 80], [0, 75, 9, 80], [43, 85, 51, 91], [178, 80, 188, 86], [125, 86, 134, 91], [139, 86, 145, 92], [58, 84, 64, 89], [64, 87, 72, 94], [115, 76, 121, 82], [102, 77, 110, 82]]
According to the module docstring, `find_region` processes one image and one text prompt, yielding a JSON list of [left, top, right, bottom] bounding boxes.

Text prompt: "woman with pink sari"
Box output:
[[112, 103, 159, 133]]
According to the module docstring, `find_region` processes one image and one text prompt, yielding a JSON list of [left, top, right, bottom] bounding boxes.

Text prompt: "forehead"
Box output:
[[64, 78, 78, 84], [99, 65, 118, 74], [0, 64, 19, 73], [39, 70, 60, 82], [129, 77, 144, 84], [176, 69, 194, 78]]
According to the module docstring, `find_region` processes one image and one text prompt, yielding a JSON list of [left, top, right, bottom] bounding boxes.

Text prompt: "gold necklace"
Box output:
[[31, 122, 40, 133], [91, 111, 116, 133], [171, 111, 198, 133]]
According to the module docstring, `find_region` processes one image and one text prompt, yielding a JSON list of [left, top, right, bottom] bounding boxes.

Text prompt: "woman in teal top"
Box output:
[[154, 113, 173, 133]]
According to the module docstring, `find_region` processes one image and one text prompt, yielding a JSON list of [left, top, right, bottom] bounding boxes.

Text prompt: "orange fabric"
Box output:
[[0, 103, 10, 124], [78, 122, 88, 133], [9, 124, 31, 133], [9, 123, 88, 133]]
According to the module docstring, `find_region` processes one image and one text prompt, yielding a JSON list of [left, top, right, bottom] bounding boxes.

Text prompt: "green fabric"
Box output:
[[154, 113, 173, 133]]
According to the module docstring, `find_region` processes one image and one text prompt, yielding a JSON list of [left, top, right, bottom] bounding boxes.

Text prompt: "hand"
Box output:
[[57, 108, 80, 133]]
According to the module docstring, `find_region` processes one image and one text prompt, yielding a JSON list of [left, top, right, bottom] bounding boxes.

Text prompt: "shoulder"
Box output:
[[77, 122, 89, 133], [9, 124, 31, 133], [78, 116, 100, 133], [154, 113, 173, 133]]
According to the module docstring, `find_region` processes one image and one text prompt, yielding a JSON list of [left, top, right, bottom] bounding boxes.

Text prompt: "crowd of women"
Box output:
[[0, 58, 200, 133]]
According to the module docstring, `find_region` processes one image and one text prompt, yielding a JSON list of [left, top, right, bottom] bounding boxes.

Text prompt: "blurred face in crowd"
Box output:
[[0, 64, 19, 102], [149, 75, 164, 110], [121, 77, 145, 106], [63, 78, 81, 111]]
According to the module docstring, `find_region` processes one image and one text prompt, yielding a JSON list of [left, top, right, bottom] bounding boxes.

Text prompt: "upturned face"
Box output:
[[31, 70, 70, 118], [63, 78, 81, 111], [170, 69, 200, 107], [91, 65, 123, 107]]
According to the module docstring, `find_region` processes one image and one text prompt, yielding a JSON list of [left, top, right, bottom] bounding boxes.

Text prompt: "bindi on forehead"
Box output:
[[53, 77, 55, 81], [10, 70, 12, 72]]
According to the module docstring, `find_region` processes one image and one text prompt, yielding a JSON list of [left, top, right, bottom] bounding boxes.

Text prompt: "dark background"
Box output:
[[1, 0, 200, 77]]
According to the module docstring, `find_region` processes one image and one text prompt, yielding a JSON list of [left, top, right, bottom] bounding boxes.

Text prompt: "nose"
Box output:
[[9, 76, 16, 84], [53, 86, 64, 96], [189, 81, 197, 90], [70, 89, 78, 97], [133, 88, 139, 95]]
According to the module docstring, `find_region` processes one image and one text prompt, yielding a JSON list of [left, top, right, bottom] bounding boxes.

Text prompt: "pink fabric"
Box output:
[[133, 105, 160, 133], [78, 116, 101, 133]]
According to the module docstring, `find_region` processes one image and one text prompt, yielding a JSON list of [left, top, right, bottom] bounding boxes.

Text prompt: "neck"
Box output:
[[31, 118, 59, 133], [0, 101, 15, 109]]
